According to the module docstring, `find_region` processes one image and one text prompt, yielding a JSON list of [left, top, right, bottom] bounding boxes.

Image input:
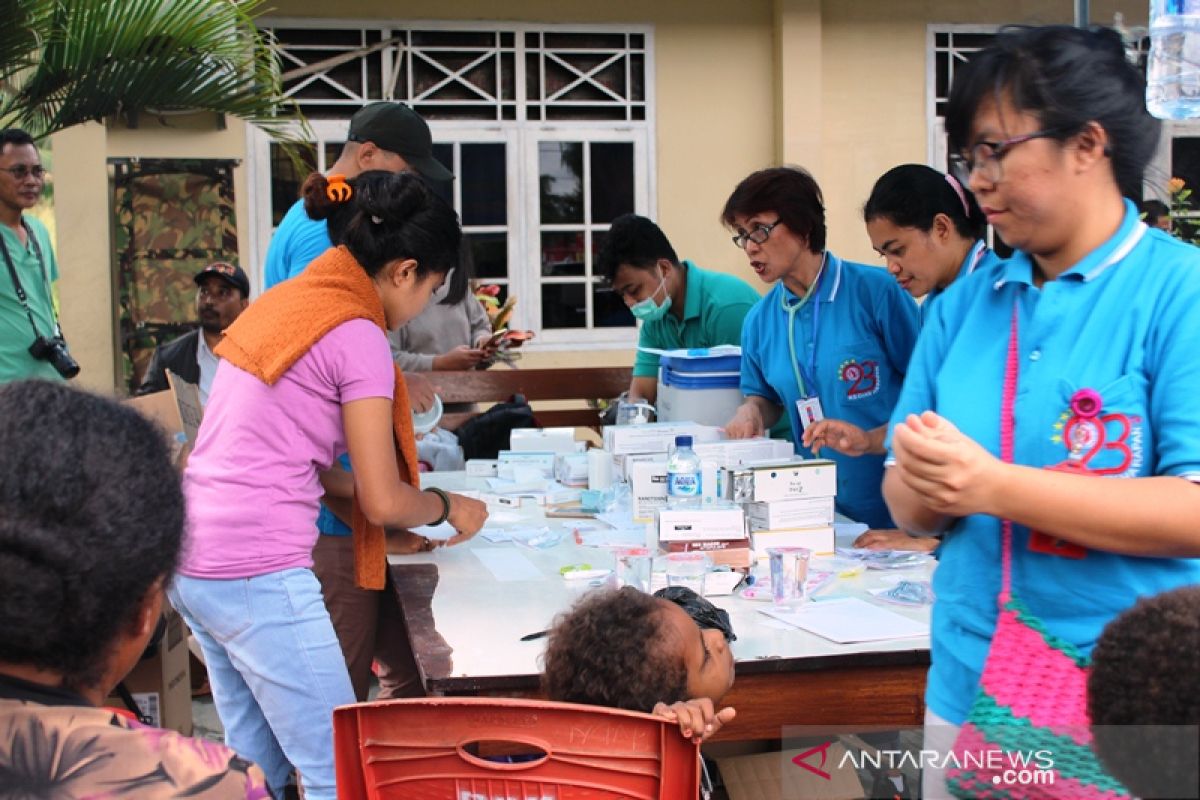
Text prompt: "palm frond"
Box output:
[[0, 0, 305, 143]]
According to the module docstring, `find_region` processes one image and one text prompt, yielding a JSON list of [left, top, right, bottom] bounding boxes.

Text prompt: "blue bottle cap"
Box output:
[[675, 435, 693, 447]]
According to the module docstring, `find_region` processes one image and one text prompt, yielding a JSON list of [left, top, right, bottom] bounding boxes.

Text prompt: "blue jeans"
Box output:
[[169, 569, 355, 800]]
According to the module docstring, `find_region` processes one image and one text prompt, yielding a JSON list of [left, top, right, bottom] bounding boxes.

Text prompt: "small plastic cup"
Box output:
[[613, 547, 653, 592], [767, 547, 812, 606], [665, 552, 712, 596]]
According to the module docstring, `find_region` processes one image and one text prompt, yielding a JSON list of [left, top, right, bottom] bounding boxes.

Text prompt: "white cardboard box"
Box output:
[[658, 506, 747, 542], [752, 525, 836, 556], [630, 459, 668, 522], [510, 427, 579, 454], [730, 458, 837, 503], [602, 422, 723, 456], [692, 437, 794, 469], [746, 496, 836, 531]]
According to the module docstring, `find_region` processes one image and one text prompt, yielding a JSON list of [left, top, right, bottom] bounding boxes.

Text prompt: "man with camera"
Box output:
[[135, 262, 250, 404], [0, 128, 78, 383]]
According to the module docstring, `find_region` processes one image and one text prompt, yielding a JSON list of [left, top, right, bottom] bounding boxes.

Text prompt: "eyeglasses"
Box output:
[[1, 165, 47, 181], [949, 128, 1068, 186], [731, 220, 781, 249]]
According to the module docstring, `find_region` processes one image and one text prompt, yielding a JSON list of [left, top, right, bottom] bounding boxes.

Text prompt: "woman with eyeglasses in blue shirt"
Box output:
[[723, 166, 919, 530]]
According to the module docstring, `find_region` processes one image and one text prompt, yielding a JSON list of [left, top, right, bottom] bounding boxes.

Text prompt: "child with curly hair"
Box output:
[[1088, 586, 1200, 800], [541, 586, 736, 743]]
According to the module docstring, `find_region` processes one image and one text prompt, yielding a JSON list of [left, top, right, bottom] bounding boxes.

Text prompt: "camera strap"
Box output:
[[0, 219, 59, 340]]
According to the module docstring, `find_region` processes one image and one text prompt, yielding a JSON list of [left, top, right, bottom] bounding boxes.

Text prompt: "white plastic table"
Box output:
[[388, 473, 931, 741]]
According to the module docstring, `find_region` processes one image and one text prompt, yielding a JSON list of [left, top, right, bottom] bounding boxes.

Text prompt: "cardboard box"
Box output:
[[602, 422, 723, 456], [125, 371, 202, 470], [105, 606, 192, 735], [510, 427, 579, 454], [746, 496, 836, 531], [614, 451, 671, 482], [496, 450, 556, 478], [466, 458, 499, 477], [658, 506, 747, 543], [716, 742, 865, 800], [752, 526, 836, 556], [692, 437, 794, 469], [630, 459, 668, 522], [553, 452, 589, 486], [665, 539, 753, 568], [728, 459, 837, 503]]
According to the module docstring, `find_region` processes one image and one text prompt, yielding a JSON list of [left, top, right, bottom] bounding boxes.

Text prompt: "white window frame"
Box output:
[[925, 24, 1000, 169], [246, 19, 654, 350]]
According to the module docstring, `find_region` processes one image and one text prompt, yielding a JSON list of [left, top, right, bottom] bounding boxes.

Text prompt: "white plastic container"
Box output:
[[656, 350, 744, 427]]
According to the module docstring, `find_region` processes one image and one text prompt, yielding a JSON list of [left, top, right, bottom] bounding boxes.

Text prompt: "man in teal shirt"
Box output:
[[597, 213, 762, 405], [0, 129, 70, 384]]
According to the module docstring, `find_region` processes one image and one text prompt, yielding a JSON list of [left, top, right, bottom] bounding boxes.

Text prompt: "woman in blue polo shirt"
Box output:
[[883, 26, 1200, 797], [723, 166, 919, 529]]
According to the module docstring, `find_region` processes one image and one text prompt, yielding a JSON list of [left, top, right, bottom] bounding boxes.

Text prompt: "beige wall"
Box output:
[[48, 0, 1153, 383]]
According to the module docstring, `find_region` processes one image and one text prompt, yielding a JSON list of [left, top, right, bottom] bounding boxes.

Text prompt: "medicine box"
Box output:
[[752, 526, 836, 556], [691, 437, 794, 469], [496, 450, 556, 478], [630, 460, 668, 523], [728, 458, 837, 503], [510, 427, 579, 454], [602, 421, 723, 456], [664, 539, 753, 569], [745, 496, 836, 531], [658, 506, 748, 543]]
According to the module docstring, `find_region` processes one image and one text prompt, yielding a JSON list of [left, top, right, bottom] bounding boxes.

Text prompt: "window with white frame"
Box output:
[[248, 21, 654, 347]]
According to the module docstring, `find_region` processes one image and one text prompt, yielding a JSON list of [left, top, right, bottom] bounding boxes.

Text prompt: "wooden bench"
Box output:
[[429, 367, 632, 430]]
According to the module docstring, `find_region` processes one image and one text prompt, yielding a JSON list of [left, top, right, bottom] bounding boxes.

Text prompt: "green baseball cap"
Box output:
[[348, 102, 452, 182]]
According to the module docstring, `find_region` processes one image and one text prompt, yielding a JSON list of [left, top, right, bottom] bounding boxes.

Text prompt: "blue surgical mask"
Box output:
[[629, 274, 672, 322]]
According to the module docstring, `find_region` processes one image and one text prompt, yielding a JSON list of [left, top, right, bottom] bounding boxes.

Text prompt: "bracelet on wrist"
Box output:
[[425, 487, 452, 526]]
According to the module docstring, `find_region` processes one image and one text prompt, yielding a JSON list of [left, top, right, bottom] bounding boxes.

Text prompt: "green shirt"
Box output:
[[0, 217, 63, 383], [632, 260, 761, 378]]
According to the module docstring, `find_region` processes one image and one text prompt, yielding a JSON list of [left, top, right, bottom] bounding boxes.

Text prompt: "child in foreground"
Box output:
[[542, 586, 736, 743]]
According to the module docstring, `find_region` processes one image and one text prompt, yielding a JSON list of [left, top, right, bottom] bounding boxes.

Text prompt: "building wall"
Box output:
[[48, 0, 1151, 387]]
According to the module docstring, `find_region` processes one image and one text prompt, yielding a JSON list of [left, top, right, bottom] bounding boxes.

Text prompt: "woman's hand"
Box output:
[[385, 528, 438, 555], [433, 345, 487, 371], [445, 492, 488, 543], [651, 698, 736, 744], [890, 411, 1006, 518], [853, 528, 939, 552], [725, 402, 765, 439], [802, 419, 882, 456]]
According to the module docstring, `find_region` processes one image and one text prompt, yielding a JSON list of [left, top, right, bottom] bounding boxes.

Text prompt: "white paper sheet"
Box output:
[[758, 597, 928, 643], [472, 548, 545, 582], [412, 521, 457, 541]]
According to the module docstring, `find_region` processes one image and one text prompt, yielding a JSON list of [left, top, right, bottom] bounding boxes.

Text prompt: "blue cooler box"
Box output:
[[657, 349, 743, 426]]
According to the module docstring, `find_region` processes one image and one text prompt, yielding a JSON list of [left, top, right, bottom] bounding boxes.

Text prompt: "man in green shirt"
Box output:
[[598, 213, 762, 405], [0, 129, 71, 383]]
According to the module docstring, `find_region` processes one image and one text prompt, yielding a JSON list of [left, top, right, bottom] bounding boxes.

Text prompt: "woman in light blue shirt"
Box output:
[[723, 166, 919, 529], [883, 25, 1200, 797]]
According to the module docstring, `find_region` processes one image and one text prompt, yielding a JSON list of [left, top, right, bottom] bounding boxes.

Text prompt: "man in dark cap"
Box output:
[[136, 262, 250, 404]]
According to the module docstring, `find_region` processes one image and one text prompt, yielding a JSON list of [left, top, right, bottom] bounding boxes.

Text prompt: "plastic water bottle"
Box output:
[[1147, 0, 1200, 119], [667, 435, 702, 508]]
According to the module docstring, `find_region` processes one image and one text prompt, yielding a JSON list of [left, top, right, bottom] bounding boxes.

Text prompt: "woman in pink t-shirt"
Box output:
[[168, 171, 487, 800]]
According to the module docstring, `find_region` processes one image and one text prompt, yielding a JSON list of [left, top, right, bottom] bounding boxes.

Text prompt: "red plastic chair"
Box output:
[[333, 697, 701, 799]]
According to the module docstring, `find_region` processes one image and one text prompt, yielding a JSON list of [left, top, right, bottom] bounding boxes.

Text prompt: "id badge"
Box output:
[[1028, 460, 1089, 559], [796, 396, 824, 432]]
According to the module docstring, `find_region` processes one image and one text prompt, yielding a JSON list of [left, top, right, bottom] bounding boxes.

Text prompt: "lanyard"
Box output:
[[781, 252, 828, 398], [0, 220, 56, 339]]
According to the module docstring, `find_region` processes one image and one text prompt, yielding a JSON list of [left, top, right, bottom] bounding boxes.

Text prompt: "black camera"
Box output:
[[28, 335, 80, 379]]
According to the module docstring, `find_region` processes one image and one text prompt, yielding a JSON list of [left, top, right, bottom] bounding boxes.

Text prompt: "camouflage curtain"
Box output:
[[111, 158, 238, 393]]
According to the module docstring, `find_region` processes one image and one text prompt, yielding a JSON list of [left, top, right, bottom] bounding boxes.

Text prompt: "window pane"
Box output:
[[541, 283, 587, 329], [542, 231, 586, 277], [461, 143, 506, 226], [593, 283, 635, 328], [539, 142, 584, 223], [1172, 138, 1200, 195], [468, 232, 508, 280], [270, 142, 317, 227], [590, 142, 634, 223]]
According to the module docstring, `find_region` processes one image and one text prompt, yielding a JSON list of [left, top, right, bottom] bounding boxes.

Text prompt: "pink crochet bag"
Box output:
[[944, 306, 1130, 799]]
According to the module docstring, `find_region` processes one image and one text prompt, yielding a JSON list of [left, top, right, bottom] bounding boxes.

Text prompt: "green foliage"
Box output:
[[0, 0, 302, 141]]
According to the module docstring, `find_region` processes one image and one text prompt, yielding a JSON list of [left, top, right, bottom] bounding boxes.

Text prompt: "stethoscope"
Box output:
[[780, 251, 829, 398]]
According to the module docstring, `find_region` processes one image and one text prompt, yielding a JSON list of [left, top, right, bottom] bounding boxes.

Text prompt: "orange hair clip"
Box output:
[[326, 174, 352, 202]]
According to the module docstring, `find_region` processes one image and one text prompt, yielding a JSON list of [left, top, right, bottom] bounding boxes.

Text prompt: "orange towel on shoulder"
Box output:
[[216, 245, 419, 590]]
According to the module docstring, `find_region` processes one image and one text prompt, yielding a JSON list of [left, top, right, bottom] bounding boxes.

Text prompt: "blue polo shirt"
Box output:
[[889, 200, 1200, 725], [263, 199, 351, 537], [920, 239, 999, 326], [741, 253, 919, 528]]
